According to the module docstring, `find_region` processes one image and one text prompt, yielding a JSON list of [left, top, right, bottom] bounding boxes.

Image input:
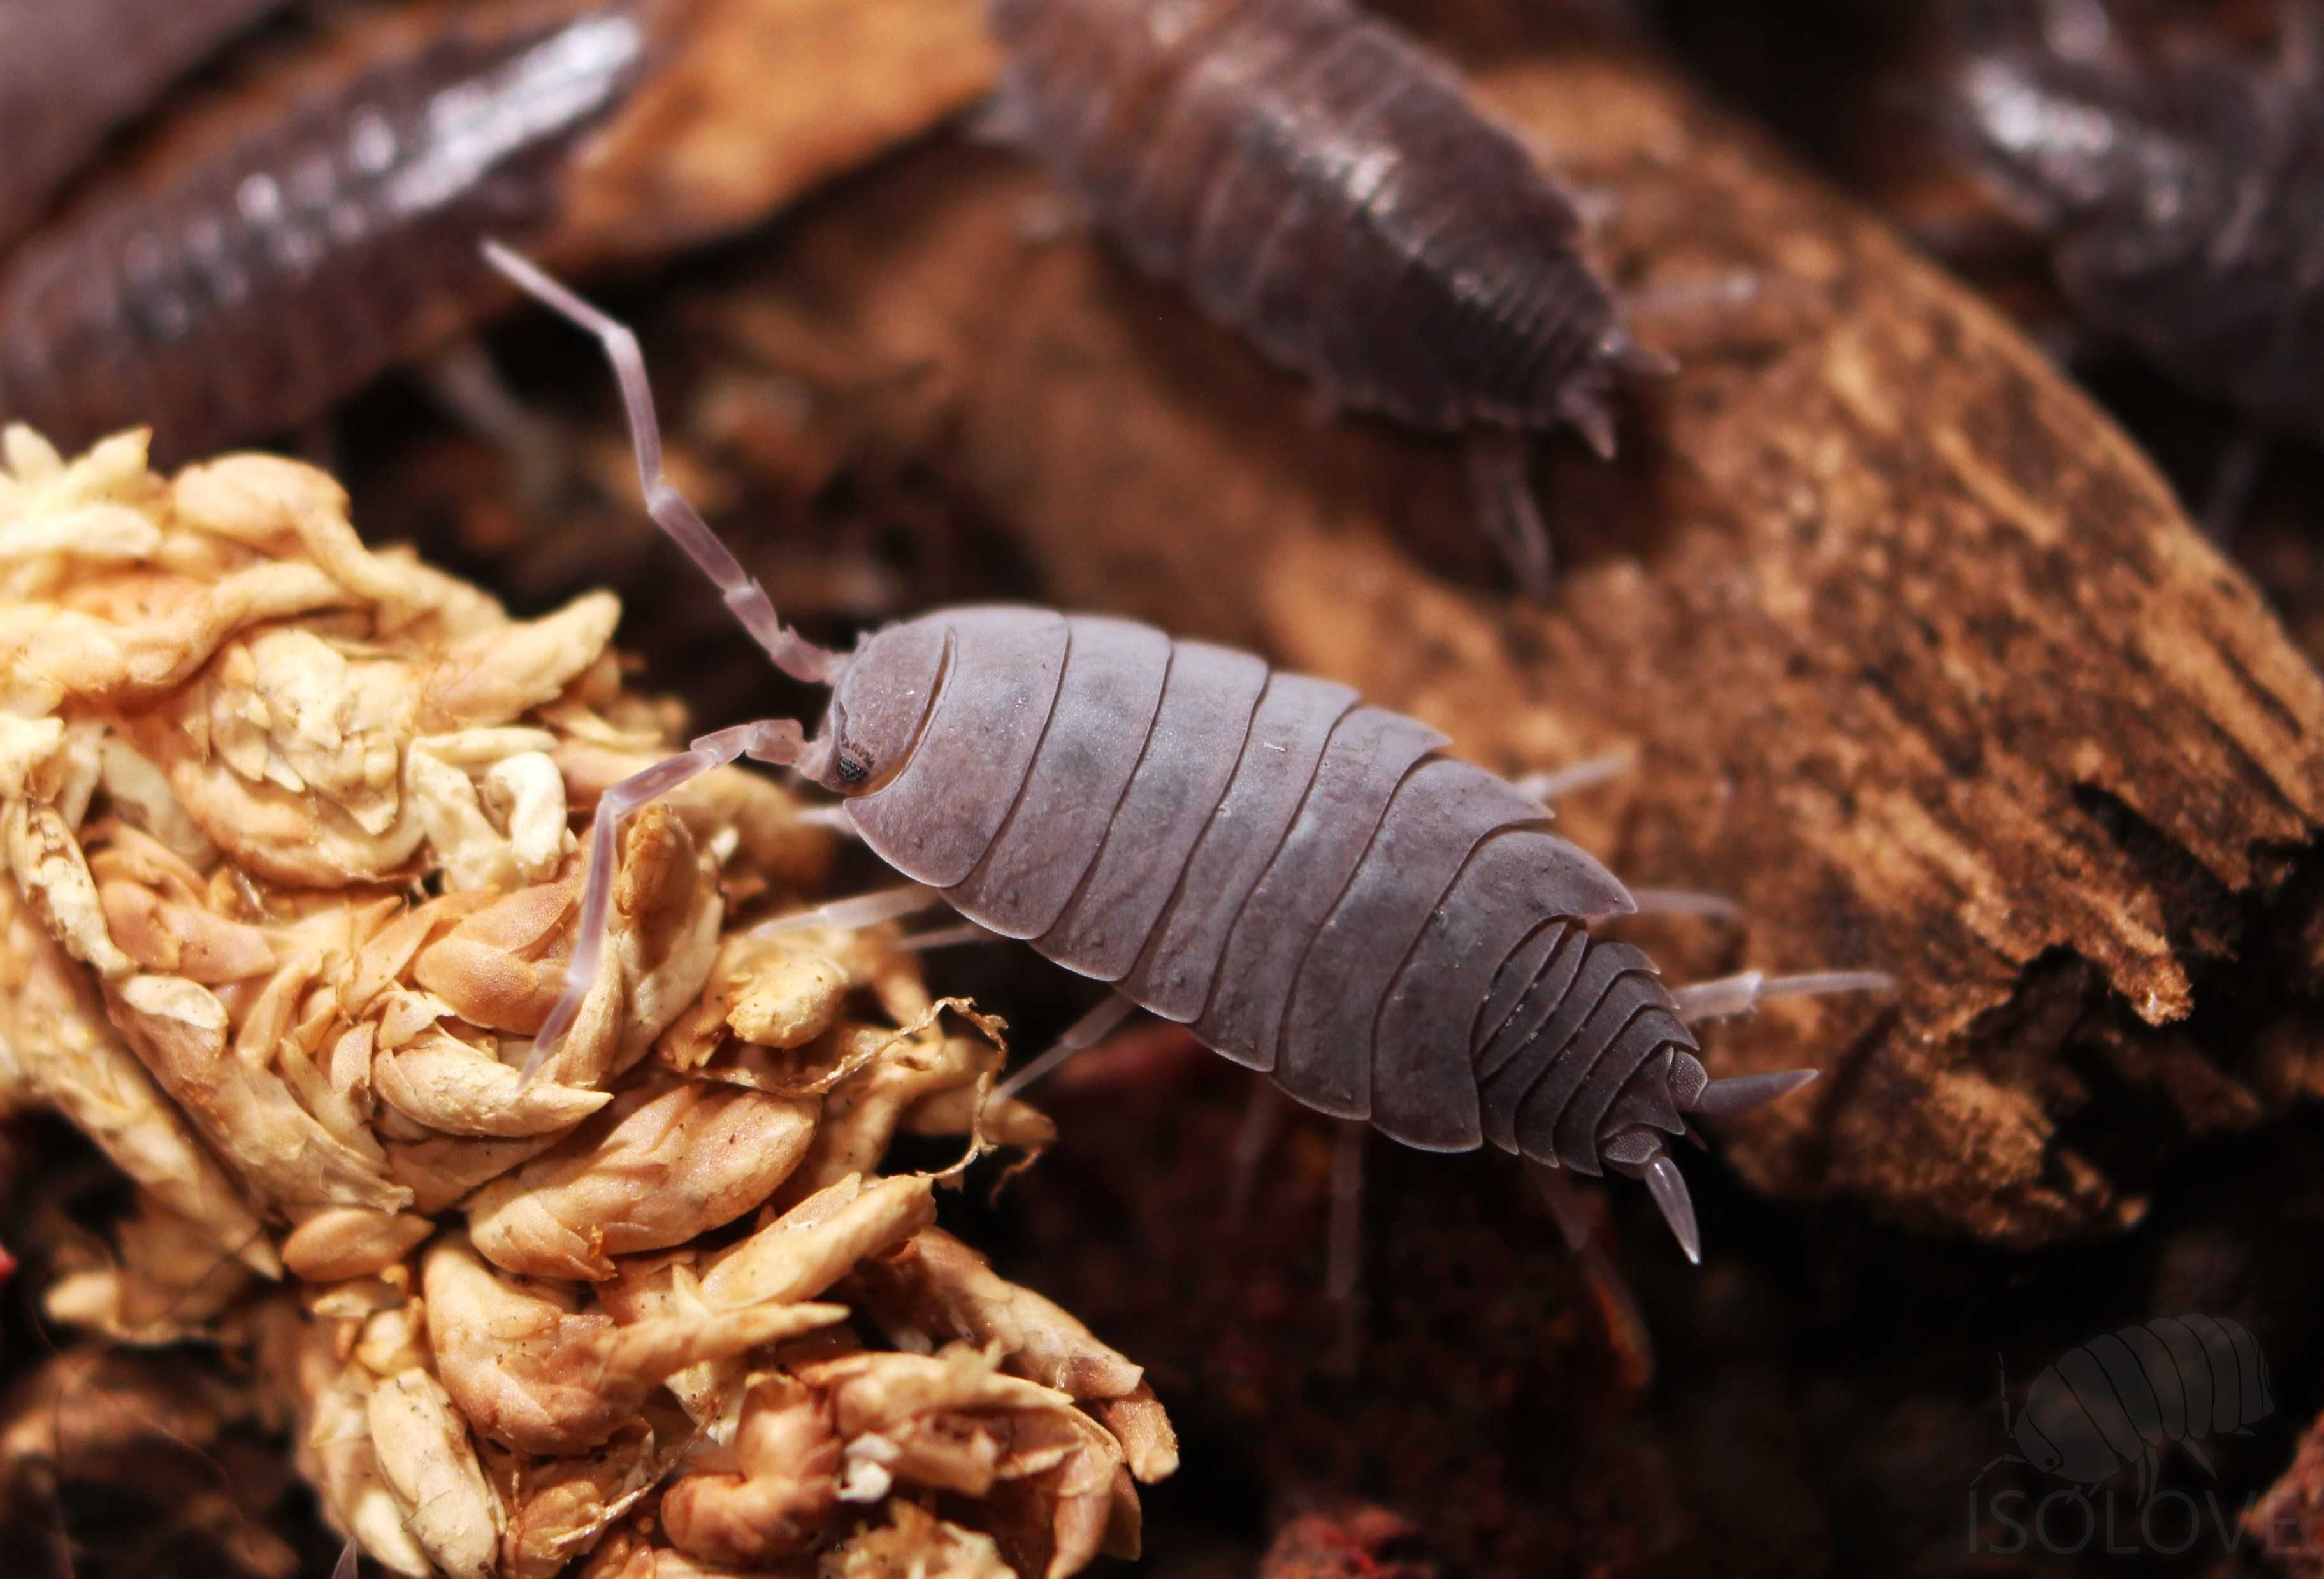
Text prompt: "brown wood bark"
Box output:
[[554, 0, 997, 265], [704, 11, 2324, 1245]]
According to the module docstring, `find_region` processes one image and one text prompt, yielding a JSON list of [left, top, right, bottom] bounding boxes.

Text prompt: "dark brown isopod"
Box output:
[[981, 0, 1670, 593], [487, 243, 1889, 1264], [0, 3, 654, 463]]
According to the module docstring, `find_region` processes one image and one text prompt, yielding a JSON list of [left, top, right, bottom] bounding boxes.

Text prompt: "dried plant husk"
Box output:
[[0, 427, 1167, 1576]]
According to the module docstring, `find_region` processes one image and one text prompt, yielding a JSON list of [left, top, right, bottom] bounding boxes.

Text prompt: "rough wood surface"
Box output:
[[553, 0, 996, 265], [699, 10, 2324, 1244]]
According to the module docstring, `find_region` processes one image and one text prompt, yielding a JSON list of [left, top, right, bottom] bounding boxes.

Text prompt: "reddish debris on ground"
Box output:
[[1261, 1504, 1436, 1579], [2251, 1410, 2324, 1576]]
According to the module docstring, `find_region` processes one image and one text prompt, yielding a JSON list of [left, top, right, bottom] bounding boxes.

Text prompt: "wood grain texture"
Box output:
[[552, 0, 997, 264], [707, 11, 2324, 1244]]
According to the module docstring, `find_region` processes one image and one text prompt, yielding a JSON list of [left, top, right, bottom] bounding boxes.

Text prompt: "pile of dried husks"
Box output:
[[0, 428, 1174, 1578]]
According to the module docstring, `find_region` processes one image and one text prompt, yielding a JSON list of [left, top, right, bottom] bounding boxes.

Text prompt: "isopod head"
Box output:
[[2017, 1363, 2125, 1483], [811, 617, 949, 795]]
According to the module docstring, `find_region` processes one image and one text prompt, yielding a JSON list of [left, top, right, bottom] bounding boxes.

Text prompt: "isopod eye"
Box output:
[[834, 751, 870, 786]]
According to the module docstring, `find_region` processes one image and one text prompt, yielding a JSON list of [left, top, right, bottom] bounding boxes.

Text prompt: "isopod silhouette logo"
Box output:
[[1965, 1316, 2291, 1559]]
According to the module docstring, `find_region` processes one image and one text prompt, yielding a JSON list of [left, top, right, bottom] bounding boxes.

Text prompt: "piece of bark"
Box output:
[[706, 10, 2324, 1244], [552, 0, 997, 267]]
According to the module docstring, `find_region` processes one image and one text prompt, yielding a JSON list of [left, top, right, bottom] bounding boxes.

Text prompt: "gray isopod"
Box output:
[[486, 243, 1885, 1263]]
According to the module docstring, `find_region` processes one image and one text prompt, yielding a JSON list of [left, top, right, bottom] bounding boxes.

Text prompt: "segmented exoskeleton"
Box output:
[[0, 0, 284, 245], [981, 0, 1667, 594], [1942, 0, 2324, 459], [0, 4, 653, 461], [486, 243, 1886, 1262], [1990, 1315, 2274, 1501]]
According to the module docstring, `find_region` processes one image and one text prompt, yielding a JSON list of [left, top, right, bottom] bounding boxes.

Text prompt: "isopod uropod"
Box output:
[[981, 0, 1670, 594], [0, 3, 654, 461], [484, 243, 1887, 1263]]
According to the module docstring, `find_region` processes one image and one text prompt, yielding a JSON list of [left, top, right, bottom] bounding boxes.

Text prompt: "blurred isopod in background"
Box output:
[[1994, 1314, 2275, 1501]]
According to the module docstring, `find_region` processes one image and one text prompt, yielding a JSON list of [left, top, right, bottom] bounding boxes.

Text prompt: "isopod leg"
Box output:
[[1462, 427, 1555, 598], [1624, 888, 1742, 921], [991, 991, 1139, 1103], [1527, 1162, 1656, 1388], [333, 1537, 360, 1579], [1515, 751, 1630, 805], [1326, 1120, 1366, 1306], [1618, 269, 1762, 332], [480, 242, 846, 685], [750, 882, 944, 938], [1670, 969, 1894, 1025], [526, 720, 810, 1079], [1326, 1119, 1368, 1373], [893, 919, 1001, 953], [420, 339, 568, 513], [1225, 1081, 1291, 1225]]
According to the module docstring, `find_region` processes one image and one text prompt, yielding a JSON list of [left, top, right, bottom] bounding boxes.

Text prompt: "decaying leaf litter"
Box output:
[[0, 428, 1172, 1577]]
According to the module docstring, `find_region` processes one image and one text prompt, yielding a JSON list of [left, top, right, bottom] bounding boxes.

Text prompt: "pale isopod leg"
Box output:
[[1619, 269, 1762, 326], [1225, 1081, 1290, 1225], [1326, 1120, 1366, 1306], [1515, 751, 1631, 805], [526, 720, 810, 1079], [333, 1536, 360, 1579], [992, 991, 1139, 1104], [894, 919, 1001, 953], [1624, 888, 1742, 921], [1326, 1118, 1368, 1374], [749, 883, 944, 938], [1581, 886, 1742, 926], [1527, 1161, 1656, 1388], [420, 338, 568, 512], [1462, 426, 1555, 598], [480, 241, 845, 684], [1670, 969, 1894, 1025]]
